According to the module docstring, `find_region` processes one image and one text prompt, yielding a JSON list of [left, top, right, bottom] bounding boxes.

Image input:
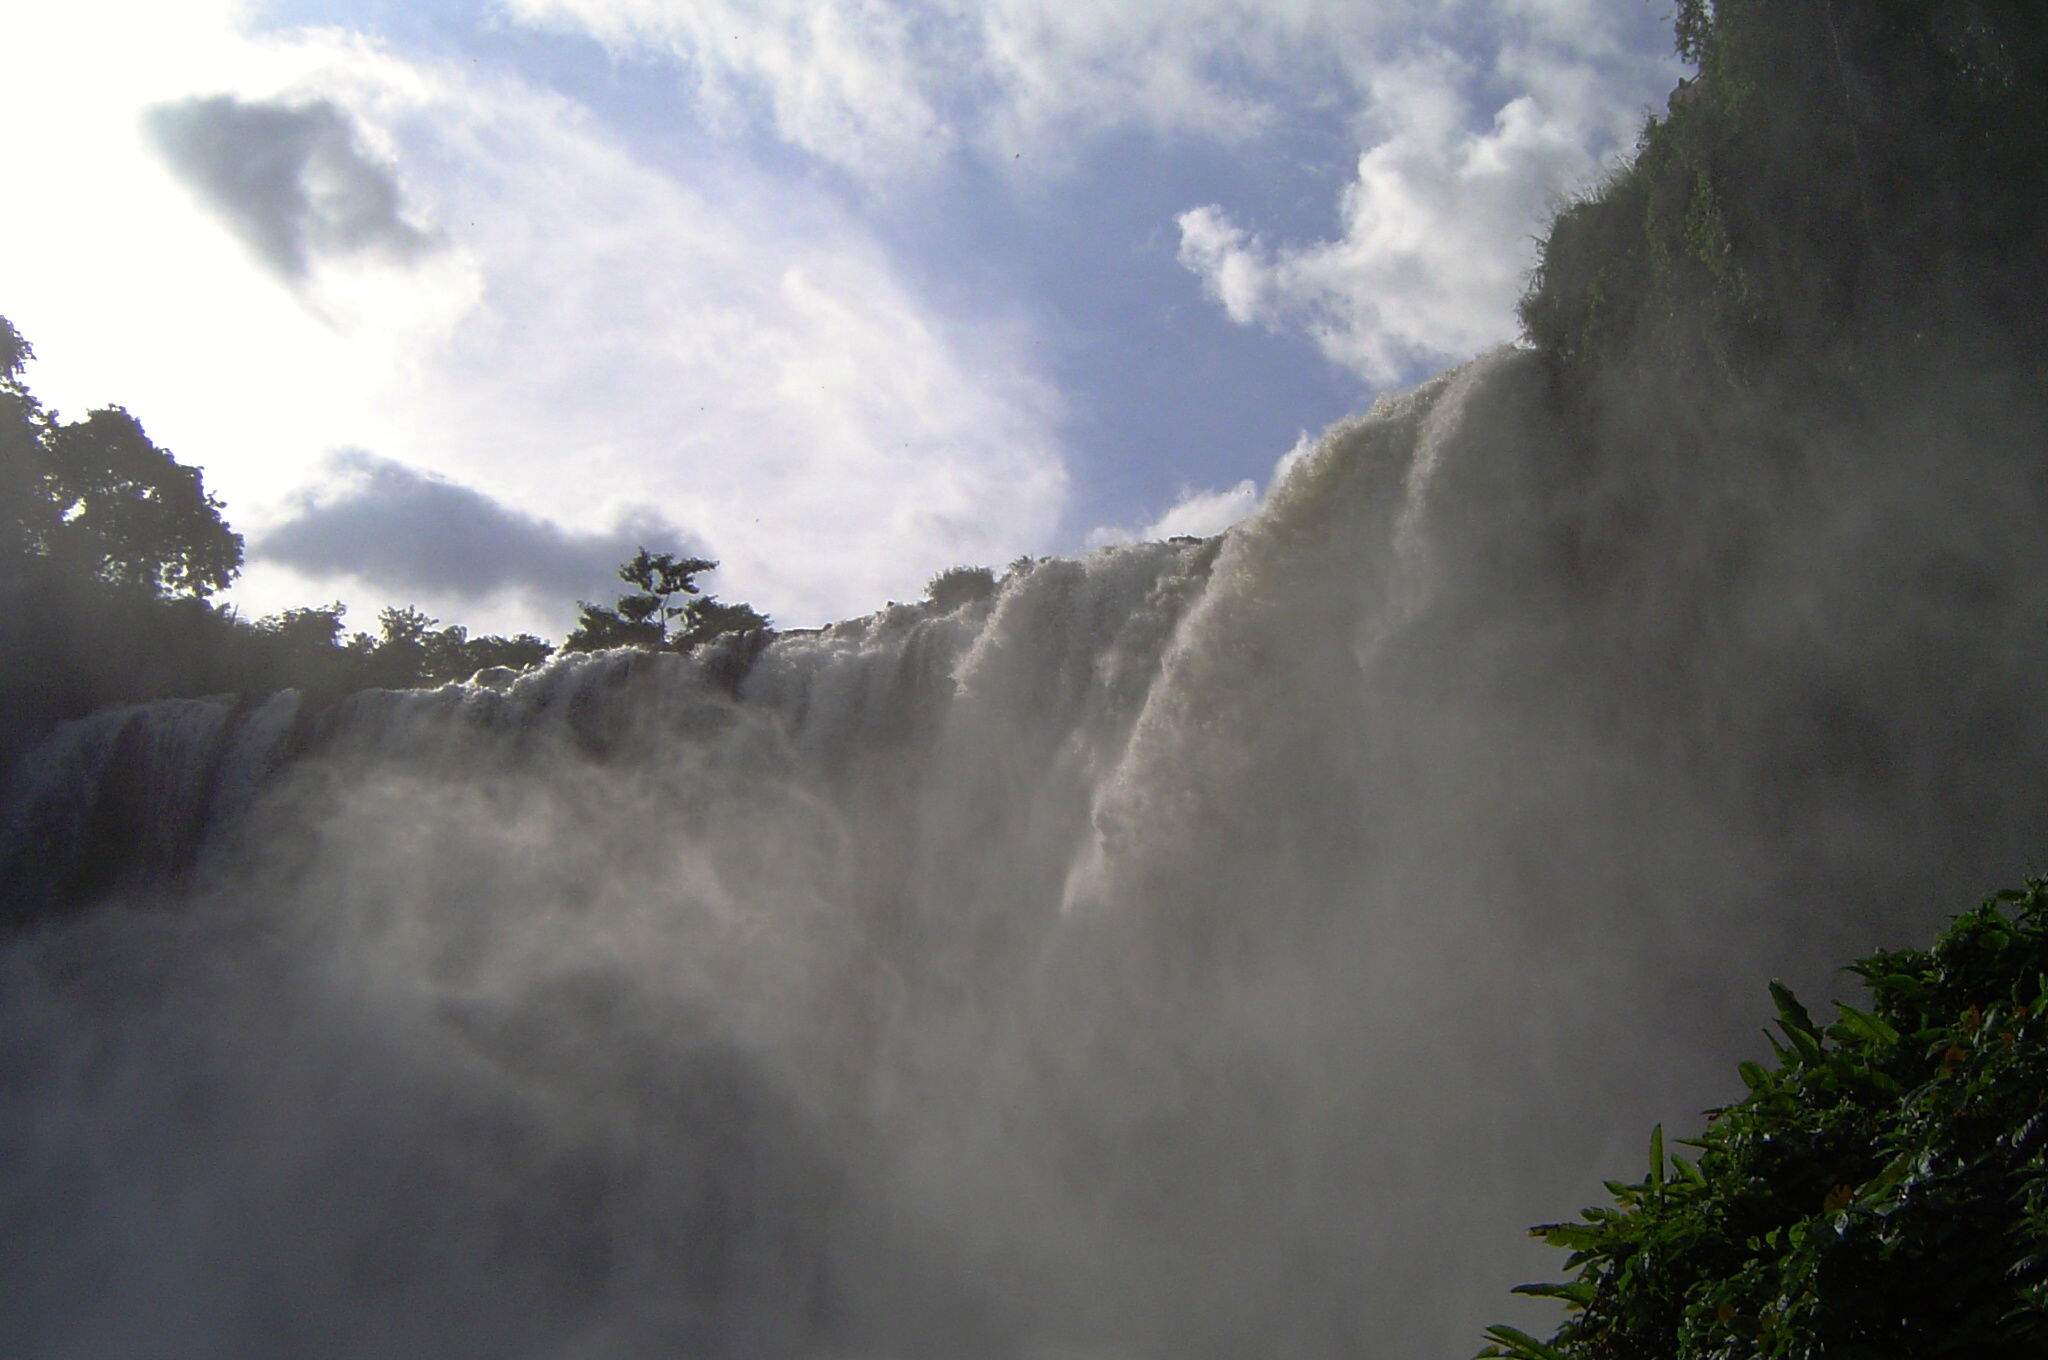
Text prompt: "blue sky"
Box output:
[[0, 0, 1677, 636]]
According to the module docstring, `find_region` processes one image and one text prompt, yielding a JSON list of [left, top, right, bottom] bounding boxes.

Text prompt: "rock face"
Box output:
[[6, 346, 2048, 1359]]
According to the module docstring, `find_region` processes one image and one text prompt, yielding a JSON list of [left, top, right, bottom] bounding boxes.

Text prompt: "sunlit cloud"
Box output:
[[0, 0, 1673, 638], [0, 3, 1071, 634], [505, 0, 1671, 386], [1178, 36, 1666, 383], [501, 0, 1368, 178], [1086, 478, 1260, 549]]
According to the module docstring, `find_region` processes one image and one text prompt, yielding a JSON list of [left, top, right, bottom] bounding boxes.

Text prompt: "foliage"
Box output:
[[2, 324, 241, 598], [1, 317, 43, 560], [36, 407, 244, 596], [1480, 882, 2048, 1360], [926, 564, 997, 612], [0, 314, 557, 765], [1521, 0, 2048, 392], [564, 547, 769, 654]]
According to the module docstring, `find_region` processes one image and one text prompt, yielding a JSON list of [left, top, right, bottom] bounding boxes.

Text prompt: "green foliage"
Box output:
[[1521, 0, 2048, 393], [925, 564, 997, 612], [1481, 882, 2048, 1359], [564, 547, 770, 655]]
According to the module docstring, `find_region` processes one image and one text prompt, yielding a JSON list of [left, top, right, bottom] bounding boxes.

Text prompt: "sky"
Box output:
[[0, 0, 1678, 638]]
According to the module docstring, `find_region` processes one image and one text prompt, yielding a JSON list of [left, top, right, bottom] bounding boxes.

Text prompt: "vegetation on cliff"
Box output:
[[1523, 0, 2048, 395], [1477, 3, 2048, 1354]]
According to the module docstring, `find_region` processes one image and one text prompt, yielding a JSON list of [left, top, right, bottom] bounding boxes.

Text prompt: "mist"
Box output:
[[8, 311, 2048, 1357]]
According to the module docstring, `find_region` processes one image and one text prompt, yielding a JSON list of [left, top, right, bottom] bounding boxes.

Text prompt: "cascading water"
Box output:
[[6, 347, 2048, 1358]]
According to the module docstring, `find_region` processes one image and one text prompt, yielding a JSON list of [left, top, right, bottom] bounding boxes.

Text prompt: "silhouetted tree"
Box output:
[[675, 596, 770, 649], [249, 601, 553, 693], [563, 596, 663, 652], [40, 408, 242, 596], [0, 312, 561, 765], [449, 630, 552, 676], [565, 548, 769, 654], [1, 317, 46, 565], [418, 621, 552, 682]]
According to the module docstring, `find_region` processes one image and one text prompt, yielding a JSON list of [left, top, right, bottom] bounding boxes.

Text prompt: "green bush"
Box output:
[[1482, 883, 2048, 1360]]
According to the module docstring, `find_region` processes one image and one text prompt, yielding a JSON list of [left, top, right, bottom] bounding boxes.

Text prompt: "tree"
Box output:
[[257, 602, 348, 652], [1, 316, 47, 563], [442, 629, 552, 677], [249, 601, 554, 693], [564, 548, 769, 654], [674, 596, 770, 649], [0, 312, 559, 758], [563, 596, 663, 652], [34, 407, 241, 596], [566, 548, 712, 651], [415, 619, 552, 683], [1, 316, 242, 598]]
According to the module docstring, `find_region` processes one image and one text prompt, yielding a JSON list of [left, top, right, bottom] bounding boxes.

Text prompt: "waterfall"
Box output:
[[6, 347, 2047, 1359]]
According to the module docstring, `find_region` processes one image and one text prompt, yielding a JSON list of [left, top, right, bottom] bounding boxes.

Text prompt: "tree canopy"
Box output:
[[2, 322, 242, 598], [564, 547, 769, 654]]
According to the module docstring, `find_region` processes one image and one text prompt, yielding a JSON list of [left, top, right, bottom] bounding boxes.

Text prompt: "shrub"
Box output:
[[926, 564, 997, 612], [1481, 882, 2048, 1360]]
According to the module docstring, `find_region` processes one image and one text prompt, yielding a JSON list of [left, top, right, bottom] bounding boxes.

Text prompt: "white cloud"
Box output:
[[503, 0, 955, 178], [1085, 472, 1272, 549], [1178, 35, 1666, 383], [504, 0, 1673, 382], [502, 0, 1397, 179], [1175, 206, 1273, 326], [373, 68, 1070, 627], [0, 3, 1070, 634], [0, 0, 1676, 638]]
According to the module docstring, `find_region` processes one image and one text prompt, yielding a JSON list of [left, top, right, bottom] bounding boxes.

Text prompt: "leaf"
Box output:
[[1771, 979, 1818, 1038], [1649, 1124, 1665, 1189], [1511, 1281, 1596, 1307], [1481, 1323, 1570, 1360], [1832, 1001, 1900, 1046], [1534, 1223, 1606, 1251]]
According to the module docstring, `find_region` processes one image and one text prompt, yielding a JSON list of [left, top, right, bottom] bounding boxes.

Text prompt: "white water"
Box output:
[[6, 348, 2047, 1358]]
